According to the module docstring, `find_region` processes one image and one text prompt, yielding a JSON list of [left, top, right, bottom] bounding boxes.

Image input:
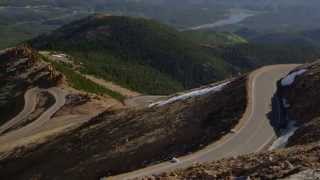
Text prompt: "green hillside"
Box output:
[[29, 15, 236, 95]]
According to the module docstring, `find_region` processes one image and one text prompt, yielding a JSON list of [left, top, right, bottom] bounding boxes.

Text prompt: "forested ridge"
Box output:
[[29, 15, 320, 94]]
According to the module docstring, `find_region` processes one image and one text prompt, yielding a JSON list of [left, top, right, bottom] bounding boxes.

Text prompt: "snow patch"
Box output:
[[281, 69, 307, 86], [269, 121, 298, 150], [149, 81, 230, 107]]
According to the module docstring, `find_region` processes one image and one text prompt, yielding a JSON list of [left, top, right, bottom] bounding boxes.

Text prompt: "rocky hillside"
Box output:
[[0, 75, 247, 179], [0, 47, 62, 125], [0, 46, 127, 126], [277, 60, 320, 146], [151, 60, 320, 180]]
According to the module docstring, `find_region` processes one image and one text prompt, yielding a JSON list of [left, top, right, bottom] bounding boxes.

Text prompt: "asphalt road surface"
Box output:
[[0, 87, 67, 152], [0, 87, 40, 135], [106, 64, 299, 180]]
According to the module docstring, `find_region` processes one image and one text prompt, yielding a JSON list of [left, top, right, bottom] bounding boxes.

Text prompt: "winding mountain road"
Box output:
[[0, 87, 40, 135], [106, 64, 299, 180], [0, 87, 67, 152]]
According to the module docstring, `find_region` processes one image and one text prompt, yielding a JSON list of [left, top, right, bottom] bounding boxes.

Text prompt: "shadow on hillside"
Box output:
[[267, 91, 287, 137]]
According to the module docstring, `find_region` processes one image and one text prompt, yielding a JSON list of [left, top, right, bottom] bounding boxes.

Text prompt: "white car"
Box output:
[[230, 129, 237, 133], [170, 157, 180, 163]]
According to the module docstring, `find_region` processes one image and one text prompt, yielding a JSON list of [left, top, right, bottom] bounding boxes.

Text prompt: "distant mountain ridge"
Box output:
[[29, 14, 320, 94], [29, 15, 238, 95]]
